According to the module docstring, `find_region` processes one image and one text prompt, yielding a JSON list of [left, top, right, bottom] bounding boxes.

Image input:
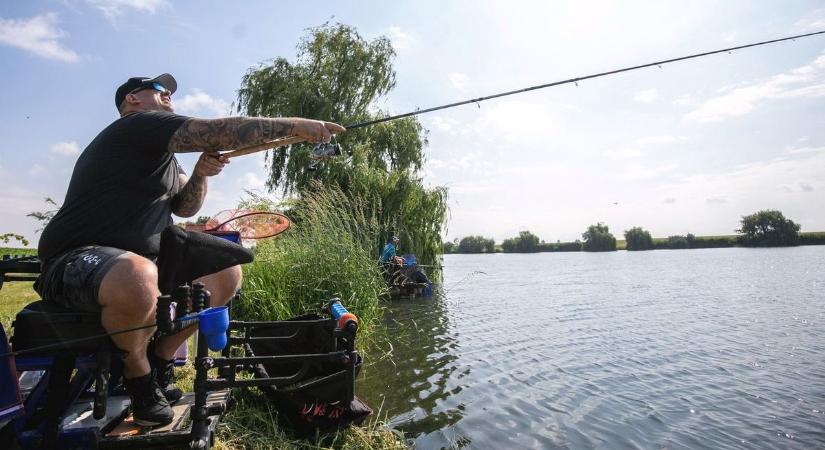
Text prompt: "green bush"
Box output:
[[235, 184, 387, 342], [624, 227, 654, 251], [457, 235, 495, 253], [799, 232, 825, 246], [501, 230, 541, 253], [582, 223, 617, 252], [737, 209, 800, 247]]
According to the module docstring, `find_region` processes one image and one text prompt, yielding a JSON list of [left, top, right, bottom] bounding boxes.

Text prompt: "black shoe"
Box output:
[[123, 373, 173, 427], [148, 345, 184, 404]]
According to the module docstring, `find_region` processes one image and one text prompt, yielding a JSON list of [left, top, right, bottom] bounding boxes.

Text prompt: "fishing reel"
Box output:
[[308, 137, 343, 171]]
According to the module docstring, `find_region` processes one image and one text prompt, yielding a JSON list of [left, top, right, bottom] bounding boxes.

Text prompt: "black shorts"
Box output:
[[35, 246, 126, 312]]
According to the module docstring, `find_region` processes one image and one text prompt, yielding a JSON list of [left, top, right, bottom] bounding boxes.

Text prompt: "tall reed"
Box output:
[[236, 183, 389, 339]]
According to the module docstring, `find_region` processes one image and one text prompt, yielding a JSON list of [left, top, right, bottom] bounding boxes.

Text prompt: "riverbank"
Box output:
[[0, 280, 406, 449], [445, 231, 825, 254]]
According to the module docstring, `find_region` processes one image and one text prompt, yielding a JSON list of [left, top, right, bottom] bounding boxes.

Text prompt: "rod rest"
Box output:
[[155, 225, 254, 295], [155, 282, 210, 336]]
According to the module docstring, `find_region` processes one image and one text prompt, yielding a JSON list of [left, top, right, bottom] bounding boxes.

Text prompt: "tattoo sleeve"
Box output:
[[168, 117, 296, 153], [171, 174, 207, 218]]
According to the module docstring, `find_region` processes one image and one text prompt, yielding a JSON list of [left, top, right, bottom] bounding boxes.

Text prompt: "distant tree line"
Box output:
[[443, 209, 825, 254]]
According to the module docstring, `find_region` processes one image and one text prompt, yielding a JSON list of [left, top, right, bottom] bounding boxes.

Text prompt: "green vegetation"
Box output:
[[624, 227, 654, 251], [454, 236, 495, 253], [501, 230, 541, 253], [236, 184, 386, 330], [230, 184, 407, 448], [799, 231, 825, 245], [236, 23, 447, 267], [1, 234, 30, 248], [737, 209, 800, 247], [582, 223, 617, 252], [0, 281, 405, 450]]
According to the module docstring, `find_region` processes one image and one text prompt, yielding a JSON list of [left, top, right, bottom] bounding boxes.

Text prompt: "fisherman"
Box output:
[[35, 73, 344, 426], [380, 235, 405, 266], [379, 236, 407, 285]]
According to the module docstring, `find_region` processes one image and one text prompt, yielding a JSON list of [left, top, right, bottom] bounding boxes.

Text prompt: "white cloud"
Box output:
[[471, 100, 562, 142], [656, 152, 825, 217], [785, 146, 825, 155], [663, 197, 677, 204], [635, 135, 687, 145], [86, 0, 168, 19], [633, 89, 658, 103], [0, 13, 78, 62], [448, 72, 469, 90], [605, 148, 644, 159], [673, 94, 694, 107], [28, 164, 47, 176], [686, 53, 825, 123], [781, 182, 815, 193], [619, 163, 678, 180], [175, 89, 230, 117], [794, 8, 825, 31], [236, 172, 265, 191], [51, 141, 81, 157], [387, 25, 414, 50]]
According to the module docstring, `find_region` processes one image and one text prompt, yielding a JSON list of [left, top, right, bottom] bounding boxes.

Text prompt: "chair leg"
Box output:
[[42, 353, 74, 448]]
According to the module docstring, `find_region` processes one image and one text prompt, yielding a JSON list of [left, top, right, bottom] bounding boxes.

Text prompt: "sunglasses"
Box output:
[[129, 82, 170, 96]]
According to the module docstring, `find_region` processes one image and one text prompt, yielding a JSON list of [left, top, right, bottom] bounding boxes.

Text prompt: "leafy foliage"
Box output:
[[0, 234, 29, 247], [442, 239, 458, 254], [236, 23, 447, 265], [457, 235, 495, 253], [236, 184, 387, 340], [501, 230, 541, 253], [27, 197, 59, 233], [737, 209, 800, 247], [582, 223, 617, 252], [624, 227, 653, 251]]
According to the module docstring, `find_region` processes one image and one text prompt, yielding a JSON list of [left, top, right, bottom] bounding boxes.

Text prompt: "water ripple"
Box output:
[[358, 247, 825, 449]]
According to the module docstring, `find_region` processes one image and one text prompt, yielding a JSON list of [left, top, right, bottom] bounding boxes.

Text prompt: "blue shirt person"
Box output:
[[380, 236, 404, 265]]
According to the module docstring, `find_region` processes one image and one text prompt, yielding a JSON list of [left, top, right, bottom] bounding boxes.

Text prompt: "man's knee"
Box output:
[[226, 264, 243, 290], [99, 253, 159, 310]]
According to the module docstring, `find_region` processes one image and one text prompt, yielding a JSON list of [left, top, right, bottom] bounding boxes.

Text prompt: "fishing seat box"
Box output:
[[11, 300, 109, 354]]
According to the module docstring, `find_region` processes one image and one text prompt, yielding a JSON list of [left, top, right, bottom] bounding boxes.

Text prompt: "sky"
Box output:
[[1, 1, 824, 247]]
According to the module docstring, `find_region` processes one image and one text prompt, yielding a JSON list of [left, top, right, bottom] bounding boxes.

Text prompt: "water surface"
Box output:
[[357, 247, 825, 449]]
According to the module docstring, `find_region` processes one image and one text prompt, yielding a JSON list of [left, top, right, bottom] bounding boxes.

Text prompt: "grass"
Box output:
[[0, 283, 405, 449], [235, 185, 389, 342], [0, 185, 407, 449]]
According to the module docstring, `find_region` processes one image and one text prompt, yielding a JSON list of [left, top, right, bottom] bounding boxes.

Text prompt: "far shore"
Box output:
[[444, 231, 825, 254]]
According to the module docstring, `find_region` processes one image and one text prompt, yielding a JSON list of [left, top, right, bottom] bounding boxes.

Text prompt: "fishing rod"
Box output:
[[221, 29, 825, 160]]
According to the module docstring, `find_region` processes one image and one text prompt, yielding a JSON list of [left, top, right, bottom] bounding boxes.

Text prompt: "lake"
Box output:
[[357, 246, 825, 449]]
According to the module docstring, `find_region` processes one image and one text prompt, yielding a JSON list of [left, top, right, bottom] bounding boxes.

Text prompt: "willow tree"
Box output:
[[236, 23, 447, 264]]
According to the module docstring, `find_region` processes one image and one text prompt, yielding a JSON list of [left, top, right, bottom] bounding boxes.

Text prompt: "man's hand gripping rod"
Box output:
[[221, 136, 343, 163]]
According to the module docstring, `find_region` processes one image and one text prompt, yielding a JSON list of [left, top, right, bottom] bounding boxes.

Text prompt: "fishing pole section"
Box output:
[[218, 29, 825, 163]]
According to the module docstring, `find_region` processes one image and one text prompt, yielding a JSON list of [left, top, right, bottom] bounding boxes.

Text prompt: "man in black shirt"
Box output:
[[36, 73, 344, 426]]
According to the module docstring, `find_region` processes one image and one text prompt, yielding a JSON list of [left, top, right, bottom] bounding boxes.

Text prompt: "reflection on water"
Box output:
[[357, 247, 825, 449]]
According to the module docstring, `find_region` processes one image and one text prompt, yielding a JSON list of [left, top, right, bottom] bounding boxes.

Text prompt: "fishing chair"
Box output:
[[2, 226, 370, 449], [0, 225, 252, 448]]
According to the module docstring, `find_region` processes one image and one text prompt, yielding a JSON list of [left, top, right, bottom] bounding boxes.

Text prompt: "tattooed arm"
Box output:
[[171, 152, 224, 217], [171, 172, 207, 218], [167, 116, 345, 153]]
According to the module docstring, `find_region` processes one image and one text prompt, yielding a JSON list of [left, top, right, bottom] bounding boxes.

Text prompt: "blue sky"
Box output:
[[1, 1, 824, 246]]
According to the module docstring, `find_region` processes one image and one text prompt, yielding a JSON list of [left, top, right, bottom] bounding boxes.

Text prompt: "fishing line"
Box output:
[[345, 30, 825, 129], [223, 30, 825, 163], [0, 316, 197, 359], [442, 270, 488, 294]]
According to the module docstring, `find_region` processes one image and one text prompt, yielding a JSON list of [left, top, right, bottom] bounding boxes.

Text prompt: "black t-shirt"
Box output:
[[38, 111, 191, 263]]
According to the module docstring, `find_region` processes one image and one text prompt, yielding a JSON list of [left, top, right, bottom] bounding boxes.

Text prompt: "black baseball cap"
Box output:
[[114, 73, 177, 109]]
